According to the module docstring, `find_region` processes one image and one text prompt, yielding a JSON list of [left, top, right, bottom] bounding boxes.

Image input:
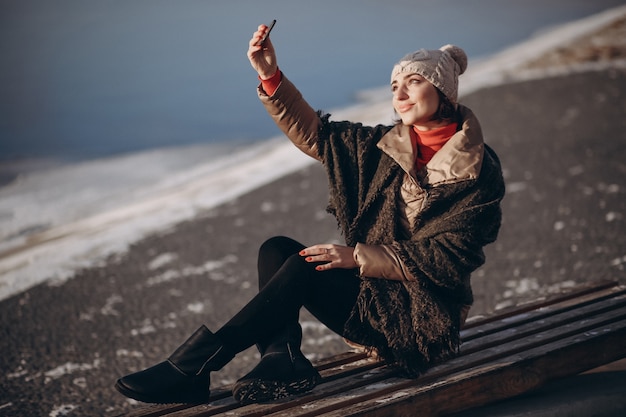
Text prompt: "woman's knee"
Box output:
[[258, 236, 304, 259], [263, 253, 319, 291], [257, 236, 307, 289]]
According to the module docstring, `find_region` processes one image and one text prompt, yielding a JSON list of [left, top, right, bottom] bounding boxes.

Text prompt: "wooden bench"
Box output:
[[119, 280, 626, 417]]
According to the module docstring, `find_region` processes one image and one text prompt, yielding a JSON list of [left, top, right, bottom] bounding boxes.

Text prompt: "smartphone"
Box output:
[[257, 19, 276, 46]]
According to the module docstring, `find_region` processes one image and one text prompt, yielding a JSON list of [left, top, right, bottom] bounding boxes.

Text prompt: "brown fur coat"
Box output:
[[315, 110, 505, 377]]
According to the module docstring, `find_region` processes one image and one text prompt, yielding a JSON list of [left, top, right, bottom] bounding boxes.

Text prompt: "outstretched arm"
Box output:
[[248, 24, 323, 160]]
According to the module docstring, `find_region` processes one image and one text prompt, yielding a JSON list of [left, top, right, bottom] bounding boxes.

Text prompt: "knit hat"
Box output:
[[390, 45, 468, 104]]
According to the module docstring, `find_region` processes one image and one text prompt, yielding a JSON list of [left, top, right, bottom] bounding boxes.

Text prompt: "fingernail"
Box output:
[[299, 250, 306, 255], [306, 257, 313, 262], [315, 266, 322, 271]]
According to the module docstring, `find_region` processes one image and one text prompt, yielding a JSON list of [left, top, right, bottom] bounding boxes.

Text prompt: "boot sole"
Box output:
[[115, 379, 210, 404], [232, 374, 319, 405]]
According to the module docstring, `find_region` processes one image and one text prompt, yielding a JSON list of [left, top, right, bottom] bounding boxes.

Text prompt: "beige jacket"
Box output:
[[258, 74, 484, 285]]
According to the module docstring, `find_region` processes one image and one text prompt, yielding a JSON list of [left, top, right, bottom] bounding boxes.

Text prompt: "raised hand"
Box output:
[[247, 23, 278, 80]]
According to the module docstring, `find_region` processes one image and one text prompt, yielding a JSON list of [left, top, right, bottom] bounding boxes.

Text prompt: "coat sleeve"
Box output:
[[354, 243, 417, 281], [257, 74, 323, 161]]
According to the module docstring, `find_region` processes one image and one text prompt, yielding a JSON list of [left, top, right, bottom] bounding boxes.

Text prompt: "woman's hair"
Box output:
[[432, 88, 456, 123], [393, 87, 457, 125]]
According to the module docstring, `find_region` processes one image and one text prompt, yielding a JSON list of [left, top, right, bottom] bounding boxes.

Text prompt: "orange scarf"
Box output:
[[412, 123, 458, 170]]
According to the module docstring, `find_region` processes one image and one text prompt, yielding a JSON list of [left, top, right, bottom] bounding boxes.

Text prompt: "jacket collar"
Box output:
[[377, 105, 485, 186]]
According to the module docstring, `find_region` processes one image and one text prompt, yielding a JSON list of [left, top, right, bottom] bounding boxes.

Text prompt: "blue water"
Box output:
[[1, 0, 623, 163]]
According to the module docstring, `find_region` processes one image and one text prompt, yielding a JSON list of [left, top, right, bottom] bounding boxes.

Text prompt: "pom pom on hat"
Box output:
[[440, 44, 468, 75], [391, 44, 468, 104]]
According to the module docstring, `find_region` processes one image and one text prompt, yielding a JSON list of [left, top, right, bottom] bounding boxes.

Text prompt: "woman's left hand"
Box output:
[[300, 244, 358, 271]]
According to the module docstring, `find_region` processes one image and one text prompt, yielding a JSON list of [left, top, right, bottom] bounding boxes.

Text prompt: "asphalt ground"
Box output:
[[0, 67, 624, 417]]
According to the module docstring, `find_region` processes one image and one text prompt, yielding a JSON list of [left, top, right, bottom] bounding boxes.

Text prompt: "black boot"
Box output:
[[232, 333, 321, 404], [115, 325, 233, 404]]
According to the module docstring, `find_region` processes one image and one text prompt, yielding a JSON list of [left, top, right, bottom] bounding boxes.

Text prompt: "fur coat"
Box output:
[[315, 111, 505, 377]]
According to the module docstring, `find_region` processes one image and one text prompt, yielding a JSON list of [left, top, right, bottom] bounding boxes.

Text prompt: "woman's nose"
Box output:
[[393, 87, 408, 100]]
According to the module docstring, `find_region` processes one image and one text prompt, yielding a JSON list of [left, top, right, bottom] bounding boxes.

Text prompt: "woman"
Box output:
[[115, 23, 505, 405]]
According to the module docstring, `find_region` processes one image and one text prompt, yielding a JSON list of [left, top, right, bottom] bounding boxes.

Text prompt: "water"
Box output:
[[1, 0, 623, 165]]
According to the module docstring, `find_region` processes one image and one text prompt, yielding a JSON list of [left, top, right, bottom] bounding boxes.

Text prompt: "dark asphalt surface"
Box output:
[[0, 67, 625, 417]]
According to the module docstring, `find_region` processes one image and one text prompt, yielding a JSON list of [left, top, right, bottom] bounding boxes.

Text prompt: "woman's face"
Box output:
[[391, 72, 442, 130]]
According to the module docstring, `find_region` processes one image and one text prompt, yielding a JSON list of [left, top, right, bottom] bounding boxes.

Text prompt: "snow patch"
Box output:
[[503, 278, 540, 298], [145, 254, 237, 287], [606, 212, 621, 222], [502, 279, 579, 303], [148, 252, 179, 270], [49, 404, 78, 417], [568, 165, 585, 176], [506, 182, 527, 193], [115, 349, 144, 358], [610, 255, 626, 267], [130, 320, 157, 336], [260, 201, 276, 213], [100, 294, 123, 316], [6, 365, 29, 380], [44, 359, 101, 384], [73, 377, 87, 389], [187, 302, 205, 314]]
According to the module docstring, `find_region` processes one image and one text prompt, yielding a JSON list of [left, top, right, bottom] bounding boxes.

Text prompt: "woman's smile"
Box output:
[[396, 103, 414, 113]]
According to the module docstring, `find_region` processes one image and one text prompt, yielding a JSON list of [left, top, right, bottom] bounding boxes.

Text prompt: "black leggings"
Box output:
[[215, 236, 362, 353]]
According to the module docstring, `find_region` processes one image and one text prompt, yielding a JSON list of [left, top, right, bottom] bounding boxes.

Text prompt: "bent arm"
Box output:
[[354, 243, 417, 281], [258, 73, 323, 161]]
